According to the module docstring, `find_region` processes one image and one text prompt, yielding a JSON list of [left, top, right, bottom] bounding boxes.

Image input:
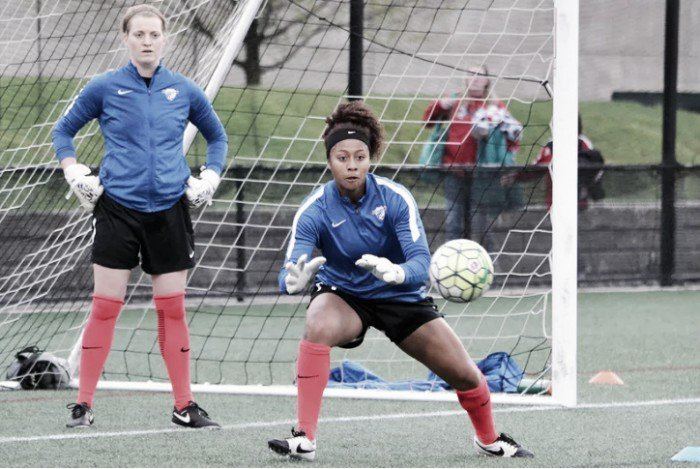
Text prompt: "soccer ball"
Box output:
[[429, 239, 494, 303]]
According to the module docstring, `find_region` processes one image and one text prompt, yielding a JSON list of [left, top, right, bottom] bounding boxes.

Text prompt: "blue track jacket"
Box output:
[[52, 61, 228, 212], [279, 174, 431, 302]]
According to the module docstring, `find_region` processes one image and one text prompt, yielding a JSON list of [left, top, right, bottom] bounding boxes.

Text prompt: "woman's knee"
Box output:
[[303, 304, 350, 346], [90, 295, 124, 321], [447, 365, 483, 391], [303, 315, 338, 345]]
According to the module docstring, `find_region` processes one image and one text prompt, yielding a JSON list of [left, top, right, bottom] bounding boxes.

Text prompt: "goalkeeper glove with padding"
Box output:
[[185, 168, 221, 208], [63, 163, 103, 211], [284, 254, 326, 294], [355, 254, 406, 285]]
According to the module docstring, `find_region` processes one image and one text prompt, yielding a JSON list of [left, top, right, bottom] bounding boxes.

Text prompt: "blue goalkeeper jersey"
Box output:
[[279, 174, 431, 302], [52, 61, 228, 212]]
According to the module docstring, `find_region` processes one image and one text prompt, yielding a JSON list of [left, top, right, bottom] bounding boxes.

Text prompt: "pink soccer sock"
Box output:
[[77, 295, 124, 407], [456, 377, 498, 444], [154, 292, 194, 410], [296, 339, 331, 441]]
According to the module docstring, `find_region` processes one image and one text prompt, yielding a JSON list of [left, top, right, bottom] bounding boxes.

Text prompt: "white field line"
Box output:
[[0, 397, 698, 445]]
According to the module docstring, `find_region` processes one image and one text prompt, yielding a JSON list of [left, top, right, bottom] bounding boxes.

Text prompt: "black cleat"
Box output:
[[474, 432, 534, 458], [171, 401, 220, 428], [268, 427, 316, 461], [66, 402, 94, 428]]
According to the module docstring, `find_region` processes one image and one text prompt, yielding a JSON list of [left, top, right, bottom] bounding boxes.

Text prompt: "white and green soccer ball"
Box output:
[[429, 239, 494, 303]]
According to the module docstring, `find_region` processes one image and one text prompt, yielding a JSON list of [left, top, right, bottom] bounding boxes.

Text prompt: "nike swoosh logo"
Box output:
[[173, 412, 191, 423], [82, 346, 102, 349], [117, 89, 132, 95], [188, 250, 195, 259], [476, 440, 504, 456], [297, 375, 319, 379], [180, 347, 190, 352], [296, 446, 315, 454], [331, 219, 346, 228]]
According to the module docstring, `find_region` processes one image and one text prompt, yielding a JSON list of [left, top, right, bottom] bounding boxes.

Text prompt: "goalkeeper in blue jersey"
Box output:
[[51, 4, 224, 429], [267, 102, 532, 461]]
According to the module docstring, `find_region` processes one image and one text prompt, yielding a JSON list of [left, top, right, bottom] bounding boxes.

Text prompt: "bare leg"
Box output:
[[151, 270, 187, 297], [93, 264, 130, 300], [303, 293, 364, 346], [398, 318, 498, 444], [398, 317, 481, 391]]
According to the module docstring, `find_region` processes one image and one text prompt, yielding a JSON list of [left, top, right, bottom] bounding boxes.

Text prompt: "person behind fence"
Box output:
[[422, 66, 523, 251], [267, 101, 533, 461], [501, 115, 604, 210], [51, 4, 227, 429]]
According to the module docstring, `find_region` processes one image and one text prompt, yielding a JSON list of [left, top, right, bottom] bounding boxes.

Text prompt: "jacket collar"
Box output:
[[330, 173, 375, 207], [126, 60, 163, 84]]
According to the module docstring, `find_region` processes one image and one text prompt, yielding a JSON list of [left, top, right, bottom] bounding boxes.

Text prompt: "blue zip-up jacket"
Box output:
[[52, 61, 228, 212], [279, 174, 431, 302]]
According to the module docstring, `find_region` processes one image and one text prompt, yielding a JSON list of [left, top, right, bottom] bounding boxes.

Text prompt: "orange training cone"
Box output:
[[588, 371, 624, 385]]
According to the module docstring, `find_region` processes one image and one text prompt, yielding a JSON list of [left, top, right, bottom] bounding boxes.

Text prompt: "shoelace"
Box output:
[[291, 427, 307, 438], [183, 401, 209, 418], [498, 433, 521, 448], [66, 403, 89, 419]]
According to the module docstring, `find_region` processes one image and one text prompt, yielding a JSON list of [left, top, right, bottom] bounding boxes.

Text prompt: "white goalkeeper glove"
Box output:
[[284, 254, 326, 294], [355, 254, 406, 285], [63, 163, 103, 211], [185, 167, 221, 209]]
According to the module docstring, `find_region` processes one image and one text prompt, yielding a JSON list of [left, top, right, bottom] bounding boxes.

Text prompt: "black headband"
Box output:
[[324, 128, 371, 157]]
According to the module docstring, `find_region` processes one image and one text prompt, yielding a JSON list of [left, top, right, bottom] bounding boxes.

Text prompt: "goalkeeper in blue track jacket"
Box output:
[[52, 4, 225, 430], [267, 101, 533, 461]]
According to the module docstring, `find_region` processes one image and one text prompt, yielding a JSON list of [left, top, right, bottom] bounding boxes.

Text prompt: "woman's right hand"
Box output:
[[284, 254, 326, 294], [63, 162, 103, 211]]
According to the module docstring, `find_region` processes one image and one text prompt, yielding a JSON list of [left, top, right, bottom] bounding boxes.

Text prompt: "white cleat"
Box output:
[[66, 403, 94, 428], [474, 432, 534, 458], [268, 427, 317, 461]]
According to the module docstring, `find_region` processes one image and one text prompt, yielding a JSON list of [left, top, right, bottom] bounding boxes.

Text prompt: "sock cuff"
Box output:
[[299, 339, 331, 355], [456, 375, 488, 399], [153, 292, 186, 302], [92, 294, 124, 307]]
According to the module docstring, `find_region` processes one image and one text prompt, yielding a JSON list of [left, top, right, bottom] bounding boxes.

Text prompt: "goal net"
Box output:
[[0, 0, 577, 405]]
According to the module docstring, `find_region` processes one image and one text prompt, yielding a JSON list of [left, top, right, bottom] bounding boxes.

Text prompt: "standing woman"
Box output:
[[267, 101, 532, 460], [52, 4, 227, 428]]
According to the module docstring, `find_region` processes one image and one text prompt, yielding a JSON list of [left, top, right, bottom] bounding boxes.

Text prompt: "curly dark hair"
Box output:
[[322, 101, 384, 158]]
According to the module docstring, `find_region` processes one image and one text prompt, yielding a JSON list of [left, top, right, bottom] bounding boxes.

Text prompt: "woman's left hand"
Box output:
[[355, 254, 405, 285], [185, 168, 220, 208]]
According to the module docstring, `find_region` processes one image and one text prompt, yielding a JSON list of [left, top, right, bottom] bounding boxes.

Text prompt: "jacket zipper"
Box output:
[[146, 72, 156, 211]]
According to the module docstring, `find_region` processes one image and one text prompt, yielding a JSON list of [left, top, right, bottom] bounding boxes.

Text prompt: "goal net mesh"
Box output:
[[0, 0, 556, 397]]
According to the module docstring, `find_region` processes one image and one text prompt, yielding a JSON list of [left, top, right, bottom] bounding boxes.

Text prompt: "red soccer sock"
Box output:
[[296, 339, 330, 441], [77, 295, 124, 407], [456, 377, 498, 444], [154, 292, 194, 410]]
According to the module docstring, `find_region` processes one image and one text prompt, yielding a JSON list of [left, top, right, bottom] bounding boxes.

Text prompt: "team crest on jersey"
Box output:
[[372, 205, 386, 222], [162, 88, 179, 101]]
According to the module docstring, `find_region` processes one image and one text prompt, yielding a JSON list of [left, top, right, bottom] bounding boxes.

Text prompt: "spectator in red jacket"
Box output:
[[423, 66, 521, 247]]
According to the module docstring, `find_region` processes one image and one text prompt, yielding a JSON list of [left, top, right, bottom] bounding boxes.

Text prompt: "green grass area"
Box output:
[[580, 101, 700, 166], [3, 77, 699, 169], [1, 290, 698, 467]]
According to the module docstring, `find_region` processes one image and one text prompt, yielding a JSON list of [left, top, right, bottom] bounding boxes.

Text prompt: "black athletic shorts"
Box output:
[[91, 194, 195, 275], [309, 283, 443, 348]]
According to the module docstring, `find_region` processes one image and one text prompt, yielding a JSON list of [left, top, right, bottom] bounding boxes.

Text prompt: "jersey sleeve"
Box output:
[[390, 189, 431, 286], [278, 207, 321, 294], [187, 81, 228, 175], [52, 78, 104, 161]]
